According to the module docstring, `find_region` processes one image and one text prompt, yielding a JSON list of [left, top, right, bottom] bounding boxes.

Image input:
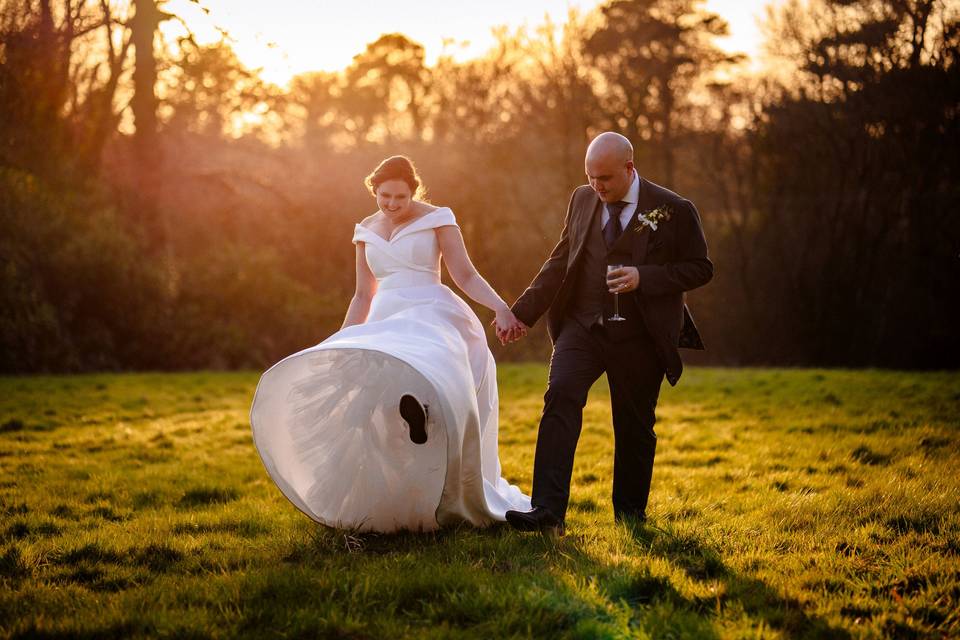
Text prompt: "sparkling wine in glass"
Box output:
[[607, 264, 626, 322]]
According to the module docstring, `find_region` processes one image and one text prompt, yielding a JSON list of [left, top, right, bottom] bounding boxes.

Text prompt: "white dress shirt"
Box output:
[[600, 169, 640, 232]]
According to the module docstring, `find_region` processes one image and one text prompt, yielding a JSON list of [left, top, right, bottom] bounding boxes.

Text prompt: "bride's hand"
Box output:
[[494, 308, 527, 345]]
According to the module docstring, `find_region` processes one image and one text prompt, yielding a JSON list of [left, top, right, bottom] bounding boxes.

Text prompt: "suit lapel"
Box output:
[[606, 177, 654, 264], [570, 194, 604, 264]]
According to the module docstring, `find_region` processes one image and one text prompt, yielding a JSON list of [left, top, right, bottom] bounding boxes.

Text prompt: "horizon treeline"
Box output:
[[2, 0, 958, 373]]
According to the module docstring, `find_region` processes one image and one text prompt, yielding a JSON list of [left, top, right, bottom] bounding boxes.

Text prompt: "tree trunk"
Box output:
[[131, 0, 162, 167], [129, 0, 167, 248]]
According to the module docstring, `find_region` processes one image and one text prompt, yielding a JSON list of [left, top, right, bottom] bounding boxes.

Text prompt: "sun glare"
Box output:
[[161, 0, 781, 86]]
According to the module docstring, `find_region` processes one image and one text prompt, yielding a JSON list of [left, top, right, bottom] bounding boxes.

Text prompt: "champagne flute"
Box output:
[[607, 264, 626, 322]]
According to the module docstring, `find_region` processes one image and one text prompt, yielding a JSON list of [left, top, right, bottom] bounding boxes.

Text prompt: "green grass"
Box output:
[[1, 367, 958, 639]]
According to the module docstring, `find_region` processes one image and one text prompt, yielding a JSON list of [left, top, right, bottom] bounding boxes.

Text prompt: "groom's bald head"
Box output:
[[586, 132, 633, 165], [585, 132, 635, 203]]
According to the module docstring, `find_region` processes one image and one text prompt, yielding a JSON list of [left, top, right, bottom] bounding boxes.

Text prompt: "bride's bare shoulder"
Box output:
[[412, 201, 441, 215], [359, 212, 382, 228]]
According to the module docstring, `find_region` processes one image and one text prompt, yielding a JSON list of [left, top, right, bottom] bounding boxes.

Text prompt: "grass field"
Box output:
[[0, 366, 958, 639]]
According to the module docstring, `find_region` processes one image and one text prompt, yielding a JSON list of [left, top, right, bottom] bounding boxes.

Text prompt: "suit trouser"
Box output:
[[531, 318, 665, 521]]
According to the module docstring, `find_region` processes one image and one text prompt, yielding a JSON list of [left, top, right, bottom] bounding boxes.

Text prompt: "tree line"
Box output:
[[1, 0, 957, 372]]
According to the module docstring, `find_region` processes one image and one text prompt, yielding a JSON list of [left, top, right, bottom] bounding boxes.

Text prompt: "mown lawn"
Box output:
[[0, 366, 958, 639]]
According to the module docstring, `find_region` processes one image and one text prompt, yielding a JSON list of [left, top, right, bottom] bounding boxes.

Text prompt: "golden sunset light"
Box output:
[[163, 0, 782, 85], [6, 0, 959, 635]]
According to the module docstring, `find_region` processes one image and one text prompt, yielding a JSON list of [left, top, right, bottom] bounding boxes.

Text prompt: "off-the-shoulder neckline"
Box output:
[[355, 206, 453, 243]]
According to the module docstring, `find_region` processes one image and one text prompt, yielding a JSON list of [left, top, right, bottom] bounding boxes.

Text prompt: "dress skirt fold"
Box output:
[[250, 207, 530, 532]]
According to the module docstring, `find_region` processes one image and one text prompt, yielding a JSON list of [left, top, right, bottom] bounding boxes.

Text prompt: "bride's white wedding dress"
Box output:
[[250, 207, 531, 532]]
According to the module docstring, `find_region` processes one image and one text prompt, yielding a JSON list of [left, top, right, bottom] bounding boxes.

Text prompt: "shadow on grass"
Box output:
[[247, 518, 853, 638], [234, 522, 723, 638], [177, 486, 239, 508], [2, 515, 858, 638], [9, 623, 146, 640], [626, 521, 852, 639]]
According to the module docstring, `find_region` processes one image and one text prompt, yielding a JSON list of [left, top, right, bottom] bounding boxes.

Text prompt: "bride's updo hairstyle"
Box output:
[[364, 155, 427, 200]]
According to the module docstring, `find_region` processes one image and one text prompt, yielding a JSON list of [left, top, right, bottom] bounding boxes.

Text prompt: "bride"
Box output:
[[250, 155, 532, 532]]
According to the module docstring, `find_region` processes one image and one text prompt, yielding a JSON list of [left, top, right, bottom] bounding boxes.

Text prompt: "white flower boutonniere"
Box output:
[[634, 205, 672, 232]]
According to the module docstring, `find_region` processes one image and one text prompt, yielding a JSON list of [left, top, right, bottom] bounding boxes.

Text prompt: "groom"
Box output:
[[501, 132, 713, 533]]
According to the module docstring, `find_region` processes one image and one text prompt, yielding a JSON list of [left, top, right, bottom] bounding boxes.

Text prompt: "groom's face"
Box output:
[[585, 156, 634, 203]]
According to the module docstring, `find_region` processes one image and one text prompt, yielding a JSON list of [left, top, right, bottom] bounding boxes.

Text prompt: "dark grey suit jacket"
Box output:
[[511, 177, 713, 386]]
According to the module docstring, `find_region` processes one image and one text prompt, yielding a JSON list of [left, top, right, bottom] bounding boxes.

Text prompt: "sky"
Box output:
[[163, 0, 782, 86]]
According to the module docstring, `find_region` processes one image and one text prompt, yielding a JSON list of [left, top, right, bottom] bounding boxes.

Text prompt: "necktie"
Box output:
[[603, 201, 628, 248]]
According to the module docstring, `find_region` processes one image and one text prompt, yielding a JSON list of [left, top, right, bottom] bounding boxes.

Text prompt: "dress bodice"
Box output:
[[251, 204, 531, 533], [352, 208, 457, 290]]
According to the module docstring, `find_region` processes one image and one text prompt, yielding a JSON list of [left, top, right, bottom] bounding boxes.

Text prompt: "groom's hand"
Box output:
[[505, 321, 529, 344], [492, 322, 527, 345], [498, 321, 527, 345], [493, 324, 515, 345], [606, 266, 640, 294], [492, 311, 528, 345]]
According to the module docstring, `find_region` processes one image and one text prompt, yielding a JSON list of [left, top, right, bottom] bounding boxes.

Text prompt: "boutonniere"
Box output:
[[634, 205, 672, 232]]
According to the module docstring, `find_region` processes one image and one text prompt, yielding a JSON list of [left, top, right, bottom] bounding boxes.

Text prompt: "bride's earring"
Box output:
[[400, 394, 428, 444]]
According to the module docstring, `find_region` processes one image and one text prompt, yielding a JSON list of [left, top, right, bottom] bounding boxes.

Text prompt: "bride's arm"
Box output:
[[436, 226, 524, 339], [341, 242, 377, 329]]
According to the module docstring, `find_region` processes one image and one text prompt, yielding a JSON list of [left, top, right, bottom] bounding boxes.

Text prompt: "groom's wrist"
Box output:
[[512, 306, 533, 327]]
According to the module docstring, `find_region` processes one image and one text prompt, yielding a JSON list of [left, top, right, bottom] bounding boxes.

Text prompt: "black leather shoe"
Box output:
[[505, 507, 564, 535], [399, 394, 428, 444]]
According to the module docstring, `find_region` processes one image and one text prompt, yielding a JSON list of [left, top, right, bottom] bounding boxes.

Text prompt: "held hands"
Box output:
[[607, 266, 640, 294], [492, 307, 528, 345], [488, 268, 638, 346]]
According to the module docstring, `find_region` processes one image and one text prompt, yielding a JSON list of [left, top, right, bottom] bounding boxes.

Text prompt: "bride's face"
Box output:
[[376, 180, 413, 219]]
